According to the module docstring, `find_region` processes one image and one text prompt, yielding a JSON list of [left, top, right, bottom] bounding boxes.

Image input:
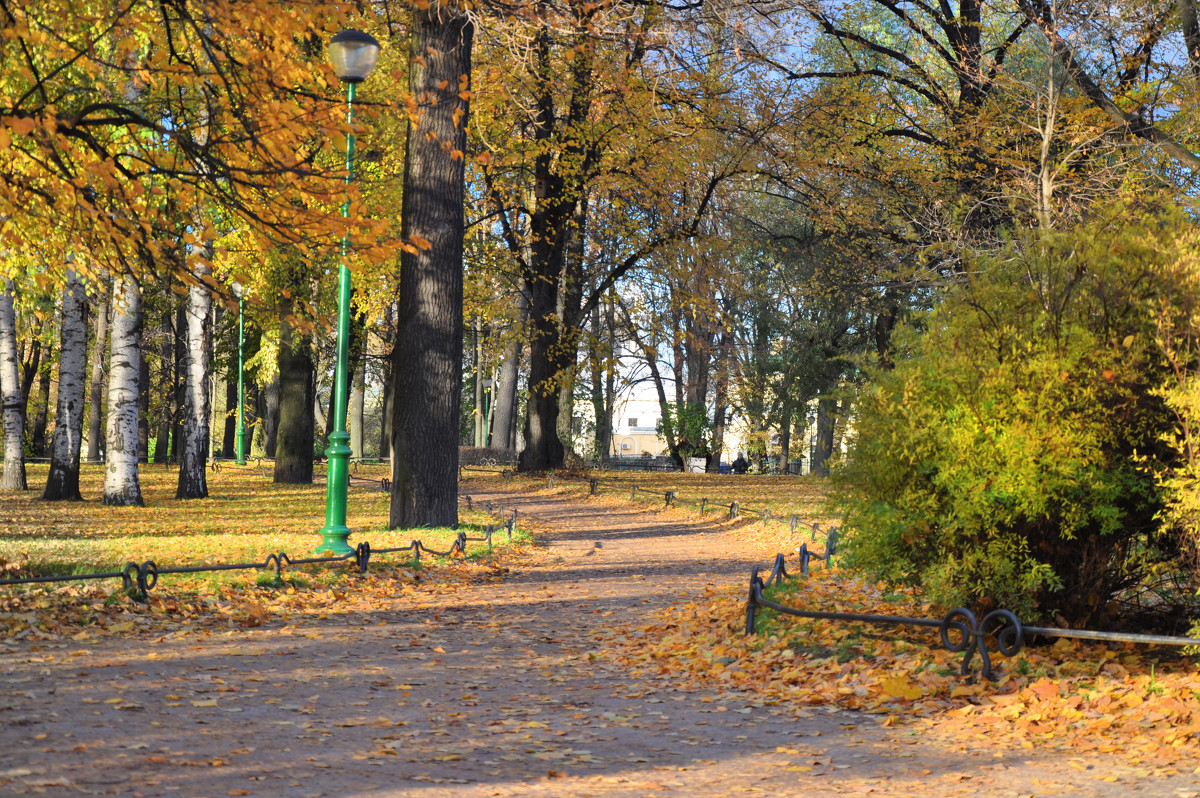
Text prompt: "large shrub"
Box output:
[[837, 206, 1192, 626]]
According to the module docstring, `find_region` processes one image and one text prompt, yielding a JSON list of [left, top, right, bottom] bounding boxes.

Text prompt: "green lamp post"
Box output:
[[232, 281, 247, 466], [316, 28, 382, 556]]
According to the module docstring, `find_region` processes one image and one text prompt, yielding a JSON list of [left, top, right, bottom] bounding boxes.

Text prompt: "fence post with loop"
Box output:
[[665, 490, 673, 507]]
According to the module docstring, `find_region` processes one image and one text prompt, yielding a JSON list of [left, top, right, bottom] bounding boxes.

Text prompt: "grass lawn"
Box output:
[[0, 462, 520, 588]]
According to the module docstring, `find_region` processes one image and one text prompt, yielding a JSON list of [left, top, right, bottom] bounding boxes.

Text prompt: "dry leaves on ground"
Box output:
[[611, 563, 1200, 769]]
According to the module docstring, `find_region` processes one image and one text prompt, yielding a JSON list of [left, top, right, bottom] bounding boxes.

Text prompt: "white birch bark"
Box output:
[[103, 272, 143, 506], [44, 269, 88, 500], [349, 358, 365, 459], [176, 263, 211, 499], [0, 279, 26, 490]]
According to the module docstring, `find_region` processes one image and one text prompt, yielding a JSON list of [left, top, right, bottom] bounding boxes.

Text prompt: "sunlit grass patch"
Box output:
[[0, 463, 526, 638]]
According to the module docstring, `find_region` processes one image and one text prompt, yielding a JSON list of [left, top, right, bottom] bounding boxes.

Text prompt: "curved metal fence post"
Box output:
[[589, 478, 598, 495], [631, 485, 637, 501], [665, 490, 673, 507], [701, 497, 707, 513], [355, 542, 371, 573], [729, 501, 739, 519]]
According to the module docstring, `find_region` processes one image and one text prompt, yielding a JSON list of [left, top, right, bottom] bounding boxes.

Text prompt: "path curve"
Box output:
[[1, 485, 1194, 797]]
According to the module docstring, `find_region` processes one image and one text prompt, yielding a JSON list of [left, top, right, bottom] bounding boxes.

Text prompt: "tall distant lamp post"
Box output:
[[232, 281, 247, 466], [317, 28, 381, 556]]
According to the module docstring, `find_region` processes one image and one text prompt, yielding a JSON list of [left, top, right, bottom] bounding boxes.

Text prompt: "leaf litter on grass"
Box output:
[[608, 561, 1200, 771], [0, 465, 532, 643]]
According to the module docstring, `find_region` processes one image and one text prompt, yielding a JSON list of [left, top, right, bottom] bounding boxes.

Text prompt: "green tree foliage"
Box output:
[[836, 203, 1198, 626]]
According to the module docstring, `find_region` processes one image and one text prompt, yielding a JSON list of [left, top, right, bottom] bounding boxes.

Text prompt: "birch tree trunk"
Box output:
[[0, 280, 26, 490], [44, 270, 88, 500], [86, 285, 110, 462], [176, 265, 211, 499], [103, 272, 143, 506], [349, 357, 365, 459], [390, 5, 473, 527]]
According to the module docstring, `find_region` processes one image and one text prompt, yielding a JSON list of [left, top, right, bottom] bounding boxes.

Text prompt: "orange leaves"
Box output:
[[605, 549, 1200, 768]]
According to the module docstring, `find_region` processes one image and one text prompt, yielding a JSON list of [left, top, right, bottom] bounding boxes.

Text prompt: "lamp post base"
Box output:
[[315, 524, 354, 557], [315, 430, 354, 556]]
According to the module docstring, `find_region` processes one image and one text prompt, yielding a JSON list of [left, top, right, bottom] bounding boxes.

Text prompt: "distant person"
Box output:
[[732, 453, 748, 474]]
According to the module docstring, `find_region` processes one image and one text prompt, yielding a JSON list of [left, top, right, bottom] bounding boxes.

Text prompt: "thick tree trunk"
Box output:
[[103, 272, 143, 506], [264, 376, 280, 459], [154, 307, 174, 463], [811, 395, 836, 478], [44, 271, 88, 501], [0, 280, 26, 490], [389, 5, 472, 527], [86, 285, 110, 463], [1182, 0, 1200, 80], [521, 322, 567, 471], [274, 310, 314, 484], [874, 288, 900, 370], [176, 269, 211, 499]]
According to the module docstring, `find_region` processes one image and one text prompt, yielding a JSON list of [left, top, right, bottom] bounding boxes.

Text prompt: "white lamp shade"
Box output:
[[328, 29, 381, 83]]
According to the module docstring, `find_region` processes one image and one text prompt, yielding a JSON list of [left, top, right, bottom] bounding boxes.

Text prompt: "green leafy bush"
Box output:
[[836, 205, 1190, 625]]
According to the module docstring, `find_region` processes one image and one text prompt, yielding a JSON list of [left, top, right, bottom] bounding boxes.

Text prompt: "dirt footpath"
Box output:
[[2, 486, 1197, 797]]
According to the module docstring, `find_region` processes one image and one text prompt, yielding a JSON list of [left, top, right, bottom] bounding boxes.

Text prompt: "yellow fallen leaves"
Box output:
[[609, 566, 1200, 767], [880, 677, 923, 701]]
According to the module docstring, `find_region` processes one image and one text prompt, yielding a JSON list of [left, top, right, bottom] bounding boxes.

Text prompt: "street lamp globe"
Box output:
[[328, 29, 381, 83]]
